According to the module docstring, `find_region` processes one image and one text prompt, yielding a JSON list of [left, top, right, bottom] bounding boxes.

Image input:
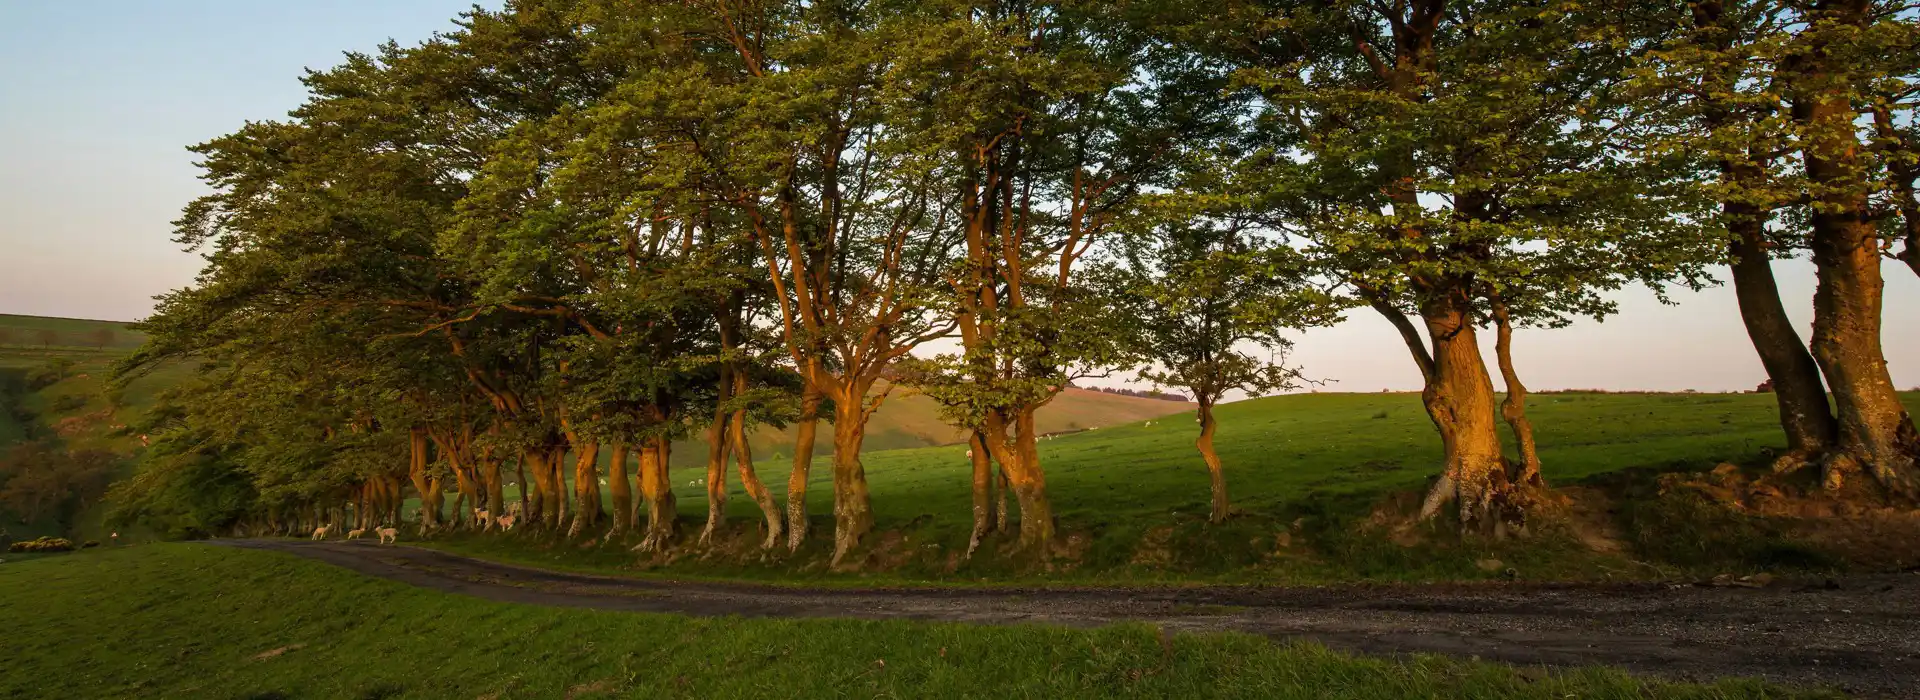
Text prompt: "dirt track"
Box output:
[[209, 539, 1920, 697]]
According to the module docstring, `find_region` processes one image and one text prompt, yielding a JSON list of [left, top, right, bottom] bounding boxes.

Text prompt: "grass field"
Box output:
[[420, 390, 1920, 585], [0, 544, 1827, 700]]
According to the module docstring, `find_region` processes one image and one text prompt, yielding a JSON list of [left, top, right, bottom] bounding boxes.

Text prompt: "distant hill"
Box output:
[[0, 314, 146, 370], [682, 381, 1197, 466]]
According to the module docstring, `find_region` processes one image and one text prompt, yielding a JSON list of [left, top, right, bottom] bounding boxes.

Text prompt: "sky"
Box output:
[[1, 1, 1916, 394]]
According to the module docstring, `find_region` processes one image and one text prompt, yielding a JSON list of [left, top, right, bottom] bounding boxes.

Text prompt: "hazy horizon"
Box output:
[[3, 1, 1916, 394]]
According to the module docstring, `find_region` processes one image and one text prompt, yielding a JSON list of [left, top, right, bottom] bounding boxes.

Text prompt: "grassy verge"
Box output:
[[0, 544, 1831, 699]]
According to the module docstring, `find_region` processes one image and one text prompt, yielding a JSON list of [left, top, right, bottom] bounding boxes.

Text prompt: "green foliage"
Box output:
[[0, 441, 118, 529], [1100, 220, 1339, 407], [24, 358, 74, 392]]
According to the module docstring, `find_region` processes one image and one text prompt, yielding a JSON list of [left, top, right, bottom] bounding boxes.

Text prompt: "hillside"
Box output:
[[0, 315, 176, 540], [697, 381, 1195, 466]]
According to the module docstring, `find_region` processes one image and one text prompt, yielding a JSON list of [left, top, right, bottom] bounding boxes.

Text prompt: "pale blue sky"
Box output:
[[0, 1, 1914, 392]]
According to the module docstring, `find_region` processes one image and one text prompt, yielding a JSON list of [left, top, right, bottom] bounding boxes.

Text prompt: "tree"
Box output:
[[1190, 0, 1711, 531], [0, 442, 117, 526], [35, 329, 58, 348], [885, 0, 1240, 552], [1628, 0, 1840, 469], [88, 328, 116, 349], [1103, 221, 1333, 523], [1782, 0, 1919, 494]]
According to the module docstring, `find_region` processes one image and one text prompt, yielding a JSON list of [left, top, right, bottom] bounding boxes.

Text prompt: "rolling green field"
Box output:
[[0, 544, 1823, 700]]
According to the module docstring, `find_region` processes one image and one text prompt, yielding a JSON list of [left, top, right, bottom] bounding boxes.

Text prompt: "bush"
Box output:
[[8, 537, 77, 553], [25, 358, 76, 391], [49, 394, 88, 413], [81, 540, 100, 549]]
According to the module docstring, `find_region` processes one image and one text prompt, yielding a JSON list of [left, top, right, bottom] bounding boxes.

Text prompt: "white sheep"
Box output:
[[496, 514, 517, 531], [376, 526, 398, 545], [311, 525, 332, 540], [346, 527, 367, 540]]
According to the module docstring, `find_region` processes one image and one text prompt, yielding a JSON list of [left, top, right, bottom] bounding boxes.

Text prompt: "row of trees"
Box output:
[[110, 0, 1919, 557]]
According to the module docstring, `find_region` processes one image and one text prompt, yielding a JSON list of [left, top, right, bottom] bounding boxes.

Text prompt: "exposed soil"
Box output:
[[210, 539, 1920, 697]]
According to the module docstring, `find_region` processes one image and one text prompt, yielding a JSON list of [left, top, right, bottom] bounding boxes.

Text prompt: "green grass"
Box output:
[[0, 544, 1830, 700], [417, 391, 1920, 585]]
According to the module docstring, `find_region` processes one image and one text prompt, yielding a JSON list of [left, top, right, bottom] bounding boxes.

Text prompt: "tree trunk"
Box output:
[[1793, 4, 1920, 496], [1806, 210, 1920, 495], [550, 446, 570, 529], [483, 457, 503, 528], [829, 395, 875, 567], [514, 454, 530, 516], [1196, 400, 1229, 524], [966, 430, 997, 557], [1729, 217, 1839, 467], [1412, 296, 1525, 532], [994, 408, 1054, 552], [786, 384, 821, 551], [995, 465, 1011, 533], [730, 389, 784, 550], [1490, 299, 1544, 486], [700, 370, 733, 547], [608, 442, 632, 535], [635, 437, 676, 552], [568, 441, 602, 538]]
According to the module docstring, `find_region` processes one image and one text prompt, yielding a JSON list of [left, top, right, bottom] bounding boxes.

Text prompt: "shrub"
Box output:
[[25, 358, 76, 391], [81, 540, 100, 549], [8, 537, 77, 553], [49, 394, 88, 413]]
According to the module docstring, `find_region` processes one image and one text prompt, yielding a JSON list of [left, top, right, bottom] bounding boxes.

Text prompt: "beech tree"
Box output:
[[1102, 220, 1333, 523], [1186, 0, 1713, 531], [1633, 0, 1920, 494]]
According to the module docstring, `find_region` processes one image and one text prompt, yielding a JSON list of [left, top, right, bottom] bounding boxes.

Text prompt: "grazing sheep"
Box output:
[[376, 527, 398, 545], [496, 515, 516, 531], [311, 525, 332, 540], [346, 528, 367, 540]]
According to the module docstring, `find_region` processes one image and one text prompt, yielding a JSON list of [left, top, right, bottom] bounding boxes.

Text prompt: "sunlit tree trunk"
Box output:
[[1195, 399, 1229, 523], [828, 382, 876, 566], [786, 383, 821, 551], [1410, 295, 1522, 533], [730, 373, 783, 550], [700, 367, 733, 546], [1490, 298, 1543, 486], [966, 430, 997, 557], [635, 437, 677, 552]]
